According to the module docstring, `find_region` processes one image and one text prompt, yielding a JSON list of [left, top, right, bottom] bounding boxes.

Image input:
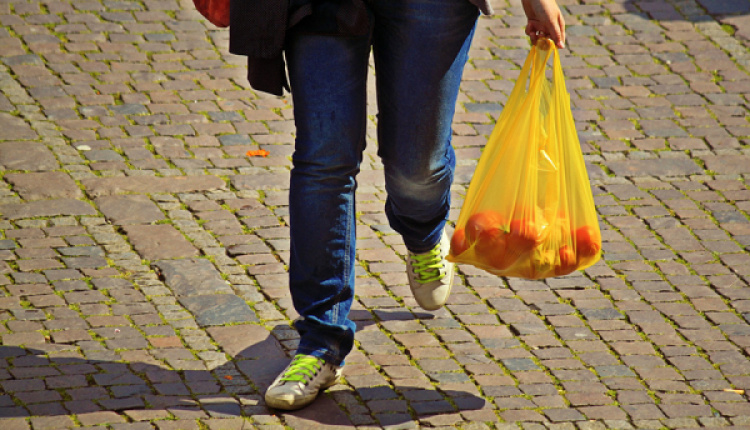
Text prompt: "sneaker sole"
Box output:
[[264, 376, 340, 410]]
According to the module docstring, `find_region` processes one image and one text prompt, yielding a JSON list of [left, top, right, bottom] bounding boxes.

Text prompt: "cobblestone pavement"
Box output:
[[1, 0, 750, 428]]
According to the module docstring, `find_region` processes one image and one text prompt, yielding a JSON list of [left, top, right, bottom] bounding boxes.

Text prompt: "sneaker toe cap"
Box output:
[[412, 282, 451, 311]]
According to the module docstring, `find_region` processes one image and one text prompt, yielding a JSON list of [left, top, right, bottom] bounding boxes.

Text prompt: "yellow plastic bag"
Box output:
[[448, 39, 601, 279]]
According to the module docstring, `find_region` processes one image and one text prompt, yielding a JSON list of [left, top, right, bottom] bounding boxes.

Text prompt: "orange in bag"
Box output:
[[465, 210, 505, 254]]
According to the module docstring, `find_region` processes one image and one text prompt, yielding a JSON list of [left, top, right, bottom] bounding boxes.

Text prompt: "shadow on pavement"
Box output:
[[0, 318, 486, 426], [619, 0, 750, 18], [619, 0, 750, 41]]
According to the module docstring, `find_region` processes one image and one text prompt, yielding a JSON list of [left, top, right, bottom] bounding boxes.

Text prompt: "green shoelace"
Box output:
[[410, 244, 445, 284], [280, 355, 323, 383]]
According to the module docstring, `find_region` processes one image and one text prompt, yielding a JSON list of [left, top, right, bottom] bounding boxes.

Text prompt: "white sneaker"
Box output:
[[406, 230, 455, 311], [264, 354, 342, 410]]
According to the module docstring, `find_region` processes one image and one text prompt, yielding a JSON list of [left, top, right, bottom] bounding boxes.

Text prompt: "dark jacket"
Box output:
[[228, 0, 491, 96], [228, 0, 368, 96]]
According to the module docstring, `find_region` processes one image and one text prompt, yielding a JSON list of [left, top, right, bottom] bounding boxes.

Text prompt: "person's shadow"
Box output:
[[0, 314, 487, 426]]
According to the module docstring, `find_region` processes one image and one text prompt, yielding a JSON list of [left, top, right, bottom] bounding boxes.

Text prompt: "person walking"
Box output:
[[229, 0, 566, 411]]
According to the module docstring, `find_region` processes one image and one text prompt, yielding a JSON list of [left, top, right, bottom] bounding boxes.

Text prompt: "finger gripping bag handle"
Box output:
[[448, 39, 601, 280]]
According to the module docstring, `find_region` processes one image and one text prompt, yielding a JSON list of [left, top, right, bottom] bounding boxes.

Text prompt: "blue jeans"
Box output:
[[286, 0, 478, 365]]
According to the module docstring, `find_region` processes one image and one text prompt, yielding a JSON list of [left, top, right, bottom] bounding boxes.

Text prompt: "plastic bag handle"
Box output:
[[550, 41, 569, 100], [530, 38, 556, 96]]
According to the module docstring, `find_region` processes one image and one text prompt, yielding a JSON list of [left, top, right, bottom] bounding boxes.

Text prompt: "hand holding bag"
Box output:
[[193, 0, 230, 27], [448, 38, 601, 279]]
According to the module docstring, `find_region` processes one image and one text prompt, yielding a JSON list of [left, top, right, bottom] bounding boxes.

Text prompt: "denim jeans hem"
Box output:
[[295, 346, 346, 367], [403, 230, 444, 254]]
